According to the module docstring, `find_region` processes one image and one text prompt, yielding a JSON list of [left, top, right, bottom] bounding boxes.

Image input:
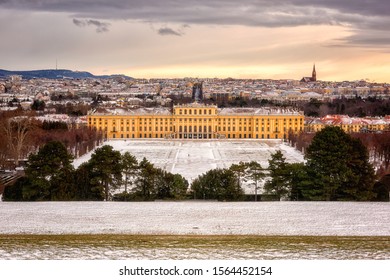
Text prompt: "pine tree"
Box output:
[[305, 126, 375, 201], [24, 141, 74, 200], [88, 145, 122, 201], [121, 152, 138, 195], [287, 163, 311, 201], [264, 150, 290, 200], [154, 169, 189, 200], [229, 162, 247, 189], [245, 161, 265, 201], [190, 168, 244, 201], [134, 157, 157, 201]]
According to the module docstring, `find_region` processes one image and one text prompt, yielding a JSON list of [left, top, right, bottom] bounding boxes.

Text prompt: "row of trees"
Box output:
[[3, 142, 188, 201], [190, 126, 386, 201], [301, 96, 390, 117], [190, 161, 264, 201], [170, 95, 390, 116], [0, 110, 102, 169], [289, 130, 390, 178], [4, 127, 388, 202], [271, 126, 381, 201]]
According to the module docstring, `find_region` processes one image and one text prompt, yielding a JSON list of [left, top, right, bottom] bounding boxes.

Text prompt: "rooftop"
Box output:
[[89, 107, 172, 116], [219, 107, 303, 116], [89, 105, 303, 117]]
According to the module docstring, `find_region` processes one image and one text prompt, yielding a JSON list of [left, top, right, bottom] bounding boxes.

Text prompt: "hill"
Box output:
[[0, 69, 132, 80]]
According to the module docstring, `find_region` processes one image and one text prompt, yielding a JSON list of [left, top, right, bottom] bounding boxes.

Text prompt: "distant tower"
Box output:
[[312, 64, 317, 81], [192, 82, 203, 102]]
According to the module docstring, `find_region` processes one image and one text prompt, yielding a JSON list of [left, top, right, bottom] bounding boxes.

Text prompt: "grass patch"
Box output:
[[1, 235, 389, 260]]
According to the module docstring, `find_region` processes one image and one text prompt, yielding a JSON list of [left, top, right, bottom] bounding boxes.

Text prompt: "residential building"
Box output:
[[305, 115, 390, 133]]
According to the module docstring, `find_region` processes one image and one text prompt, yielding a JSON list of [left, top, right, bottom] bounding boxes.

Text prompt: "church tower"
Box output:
[[312, 64, 317, 81]]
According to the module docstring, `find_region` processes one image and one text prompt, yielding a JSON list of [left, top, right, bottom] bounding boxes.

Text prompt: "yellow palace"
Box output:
[[88, 103, 304, 140]]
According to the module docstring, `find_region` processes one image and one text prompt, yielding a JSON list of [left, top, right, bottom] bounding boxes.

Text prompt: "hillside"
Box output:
[[0, 69, 132, 80]]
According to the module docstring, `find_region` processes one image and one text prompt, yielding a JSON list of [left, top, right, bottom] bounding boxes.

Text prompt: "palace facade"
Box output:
[[88, 103, 304, 140]]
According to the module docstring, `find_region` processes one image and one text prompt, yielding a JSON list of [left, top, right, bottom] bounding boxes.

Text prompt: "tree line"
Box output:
[[187, 126, 387, 201], [0, 110, 102, 169], [268, 127, 378, 201], [289, 130, 390, 178], [4, 126, 388, 201], [302, 96, 390, 117], [3, 142, 188, 201]]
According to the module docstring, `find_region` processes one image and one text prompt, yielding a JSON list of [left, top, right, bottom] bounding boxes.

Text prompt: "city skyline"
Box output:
[[1, 1, 390, 82]]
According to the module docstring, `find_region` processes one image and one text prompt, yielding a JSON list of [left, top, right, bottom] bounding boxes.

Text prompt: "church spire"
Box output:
[[312, 63, 317, 81]]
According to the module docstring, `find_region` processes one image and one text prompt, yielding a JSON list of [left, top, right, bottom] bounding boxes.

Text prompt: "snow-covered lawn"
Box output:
[[1, 201, 389, 236], [73, 139, 304, 185]]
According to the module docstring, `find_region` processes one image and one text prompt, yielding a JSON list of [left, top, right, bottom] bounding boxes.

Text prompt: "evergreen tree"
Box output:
[[336, 138, 376, 200], [3, 177, 29, 201], [74, 162, 103, 200], [155, 169, 189, 200], [264, 150, 290, 200], [121, 152, 138, 194], [305, 126, 375, 201], [373, 174, 390, 201], [133, 157, 157, 200], [88, 145, 122, 201], [169, 173, 189, 199], [244, 161, 265, 201], [24, 141, 74, 200], [190, 168, 244, 201], [229, 162, 247, 189], [287, 163, 311, 201]]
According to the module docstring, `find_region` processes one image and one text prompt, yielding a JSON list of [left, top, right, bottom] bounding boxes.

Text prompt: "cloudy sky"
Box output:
[[1, 0, 389, 81]]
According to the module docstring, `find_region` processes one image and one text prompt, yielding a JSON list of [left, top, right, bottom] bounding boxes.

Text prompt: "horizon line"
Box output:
[[1, 67, 388, 84]]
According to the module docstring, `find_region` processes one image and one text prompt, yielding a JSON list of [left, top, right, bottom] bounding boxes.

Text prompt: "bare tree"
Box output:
[[3, 117, 31, 167]]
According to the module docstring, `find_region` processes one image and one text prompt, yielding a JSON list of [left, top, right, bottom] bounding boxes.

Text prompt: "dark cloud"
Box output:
[[291, 0, 390, 17], [1, 1, 389, 46], [73, 18, 86, 27], [157, 27, 182, 36], [332, 31, 390, 48], [0, 1, 388, 25], [72, 18, 109, 33], [87, 19, 109, 33]]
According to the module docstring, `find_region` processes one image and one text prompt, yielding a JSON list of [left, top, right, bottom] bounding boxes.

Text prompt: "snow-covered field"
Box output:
[[1, 201, 389, 236], [73, 139, 304, 185], [1, 201, 389, 259]]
